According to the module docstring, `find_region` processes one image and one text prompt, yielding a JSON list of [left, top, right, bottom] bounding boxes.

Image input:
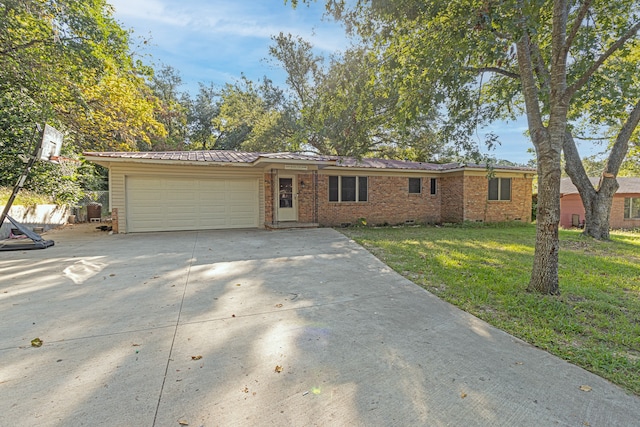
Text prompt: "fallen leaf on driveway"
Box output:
[[178, 420, 189, 425], [275, 303, 283, 308], [235, 283, 241, 287], [191, 355, 202, 360], [579, 385, 592, 392], [460, 392, 467, 399], [274, 365, 283, 373], [31, 338, 43, 348]]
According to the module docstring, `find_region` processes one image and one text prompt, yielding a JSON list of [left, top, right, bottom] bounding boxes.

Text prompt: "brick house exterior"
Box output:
[[560, 177, 640, 229], [84, 151, 535, 233]]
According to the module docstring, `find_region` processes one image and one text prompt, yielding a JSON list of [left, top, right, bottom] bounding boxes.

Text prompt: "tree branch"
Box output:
[[566, 20, 640, 100], [0, 36, 87, 56], [565, 0, 593, 53], [462, 66, 520, 79], [0, 39, 49, 56], [516, 33, 546, 145], [563, 130, 597, 210], [530, 42, 551, 93], [604, 98, 640, 175]]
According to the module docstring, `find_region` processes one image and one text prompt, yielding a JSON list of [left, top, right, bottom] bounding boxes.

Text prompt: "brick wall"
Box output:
[[316, 174, 441, 226], [562, 192, 640, 230], [559, 195, 584, 228], [462, 176, 532, 222], [440, 175, 464, 223], [264, 172, 274, 224], [264, 170, 533, 226], [611, 194, 640, 229], [296, 173, 316, 223]]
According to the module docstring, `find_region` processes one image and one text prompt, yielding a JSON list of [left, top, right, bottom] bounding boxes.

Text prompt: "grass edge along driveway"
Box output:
[[341, 223, 640, 396]]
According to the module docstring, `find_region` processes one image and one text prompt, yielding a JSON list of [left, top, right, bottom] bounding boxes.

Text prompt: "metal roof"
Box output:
[[560, 177, 640, 195], [83, 150, 536, 173]]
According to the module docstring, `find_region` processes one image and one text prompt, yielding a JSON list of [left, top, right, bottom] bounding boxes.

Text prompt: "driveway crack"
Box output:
[[152, 232, 198, 426]]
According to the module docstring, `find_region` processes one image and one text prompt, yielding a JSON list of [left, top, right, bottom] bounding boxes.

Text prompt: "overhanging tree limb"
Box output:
[[565, 20, 640, 100], [604, 98, 640, 175], [463, 66, 520, 79], [564, 0, 593, 52], [530, 42, 551, 93], [516, 33, 545, 142]]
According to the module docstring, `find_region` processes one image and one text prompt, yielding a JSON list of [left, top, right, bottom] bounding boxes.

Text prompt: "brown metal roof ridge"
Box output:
[[560, 177, 640, 195], [83, 150, 536, 172]]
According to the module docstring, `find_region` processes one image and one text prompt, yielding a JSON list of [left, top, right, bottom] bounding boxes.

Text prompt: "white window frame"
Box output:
[[408, 177, 422, 194], [329, 176, 368, 202], [488, 177, 512, 201], [624, 197, 640, 219]]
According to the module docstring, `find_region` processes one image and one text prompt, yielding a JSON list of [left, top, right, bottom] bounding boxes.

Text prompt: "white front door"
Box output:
[[277, 176, 297, 221]]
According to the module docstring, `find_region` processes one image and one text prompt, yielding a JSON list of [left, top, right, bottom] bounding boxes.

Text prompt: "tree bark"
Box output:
[[563, 100, 640, 240], [517, 0, 569, 295], [528, 145, 562, 295]]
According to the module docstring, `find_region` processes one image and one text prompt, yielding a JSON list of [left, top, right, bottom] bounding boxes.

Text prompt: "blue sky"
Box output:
[[108, 0, 603, 164]]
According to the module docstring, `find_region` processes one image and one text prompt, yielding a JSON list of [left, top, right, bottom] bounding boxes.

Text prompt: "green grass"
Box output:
[[0, 186, 54, 207], [341, 223, 640, 395]]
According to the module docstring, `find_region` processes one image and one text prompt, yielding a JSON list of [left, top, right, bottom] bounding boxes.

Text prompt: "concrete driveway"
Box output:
[[1, 224, 639, 426]]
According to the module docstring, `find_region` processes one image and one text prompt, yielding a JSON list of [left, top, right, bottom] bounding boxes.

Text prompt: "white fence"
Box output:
[[0, 204, 71, 239]]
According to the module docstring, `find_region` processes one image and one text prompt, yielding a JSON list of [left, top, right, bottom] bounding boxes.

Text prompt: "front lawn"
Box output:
[[341, 223, 640, 395]]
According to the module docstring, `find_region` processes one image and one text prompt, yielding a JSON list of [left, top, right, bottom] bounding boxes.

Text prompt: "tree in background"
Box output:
[[148, 65, 188, 150], [291, 0, 639, 294], [0, 0, 165, 200], [215, 76, 300, 152], [267, 32, 455, 160], [185, 83, 220, 150]]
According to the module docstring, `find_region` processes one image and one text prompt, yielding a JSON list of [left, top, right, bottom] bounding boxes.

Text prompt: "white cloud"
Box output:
[[109, 0, 191, 27]]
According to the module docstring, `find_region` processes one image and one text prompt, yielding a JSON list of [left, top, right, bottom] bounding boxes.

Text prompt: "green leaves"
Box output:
[[1, 0, 165, 201]]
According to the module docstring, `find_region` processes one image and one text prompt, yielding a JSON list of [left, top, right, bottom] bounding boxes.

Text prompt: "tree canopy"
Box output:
[[291, 0, 640, 294], [0, 0, 165, 199]]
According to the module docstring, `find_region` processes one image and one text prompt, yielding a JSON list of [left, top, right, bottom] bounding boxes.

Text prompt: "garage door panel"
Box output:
[[126, 177, 258, 232]]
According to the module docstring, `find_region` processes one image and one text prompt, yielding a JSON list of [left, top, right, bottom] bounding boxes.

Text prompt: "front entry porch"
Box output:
[[264, 221, 319, 230]]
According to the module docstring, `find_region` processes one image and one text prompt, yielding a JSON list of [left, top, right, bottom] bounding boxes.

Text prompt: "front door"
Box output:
[[277, 176, 297, 221]]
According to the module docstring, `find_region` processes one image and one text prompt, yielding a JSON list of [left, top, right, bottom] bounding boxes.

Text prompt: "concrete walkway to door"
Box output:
[[1, 224, 639, 426]]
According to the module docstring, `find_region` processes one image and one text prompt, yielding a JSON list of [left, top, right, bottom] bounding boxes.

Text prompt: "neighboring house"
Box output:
[[83, 151, 535, 233], [559, 177, 640, 229]]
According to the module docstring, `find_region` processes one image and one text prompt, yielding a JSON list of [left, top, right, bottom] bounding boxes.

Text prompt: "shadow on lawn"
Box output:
[[2, 226, 639, 426]]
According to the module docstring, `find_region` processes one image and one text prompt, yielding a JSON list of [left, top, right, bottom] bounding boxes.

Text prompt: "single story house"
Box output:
[[560, 177, 640, 229], [83, 151, 535, 233]]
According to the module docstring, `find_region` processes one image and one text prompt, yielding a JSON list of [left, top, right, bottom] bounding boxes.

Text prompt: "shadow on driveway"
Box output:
[[1, 224, 639, 426]]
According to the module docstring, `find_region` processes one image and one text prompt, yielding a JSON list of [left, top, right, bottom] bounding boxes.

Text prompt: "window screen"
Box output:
[[500, 178, 511, 201], [329, 176, 338, 202], [341, 176, 356, 202], [358, 177, 368, 201], [625, 198, 640, 219], [488, 178, 499, 200], [409, 178, 421, 194], [488, 178, 511, 201], [328, 176, 368, 202]]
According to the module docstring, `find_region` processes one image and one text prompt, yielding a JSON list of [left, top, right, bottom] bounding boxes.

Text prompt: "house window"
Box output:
[[624, 198, 640, 219], [409, 178, 421, 194], [488, 178, 511, 201], [329, 176, 368, 202], [430, 178, 437, 195]]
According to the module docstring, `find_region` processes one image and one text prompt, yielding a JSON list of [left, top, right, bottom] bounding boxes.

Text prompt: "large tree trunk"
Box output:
[[527, 139, 562, 295], [518, 0, 569, 295], [563, 131, 616, 240], [563, 101, 640, 240], [582, 187, 617, 239]]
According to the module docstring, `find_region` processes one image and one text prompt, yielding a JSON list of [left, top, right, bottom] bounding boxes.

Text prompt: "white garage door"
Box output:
[[126, 176, 259, 232]]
